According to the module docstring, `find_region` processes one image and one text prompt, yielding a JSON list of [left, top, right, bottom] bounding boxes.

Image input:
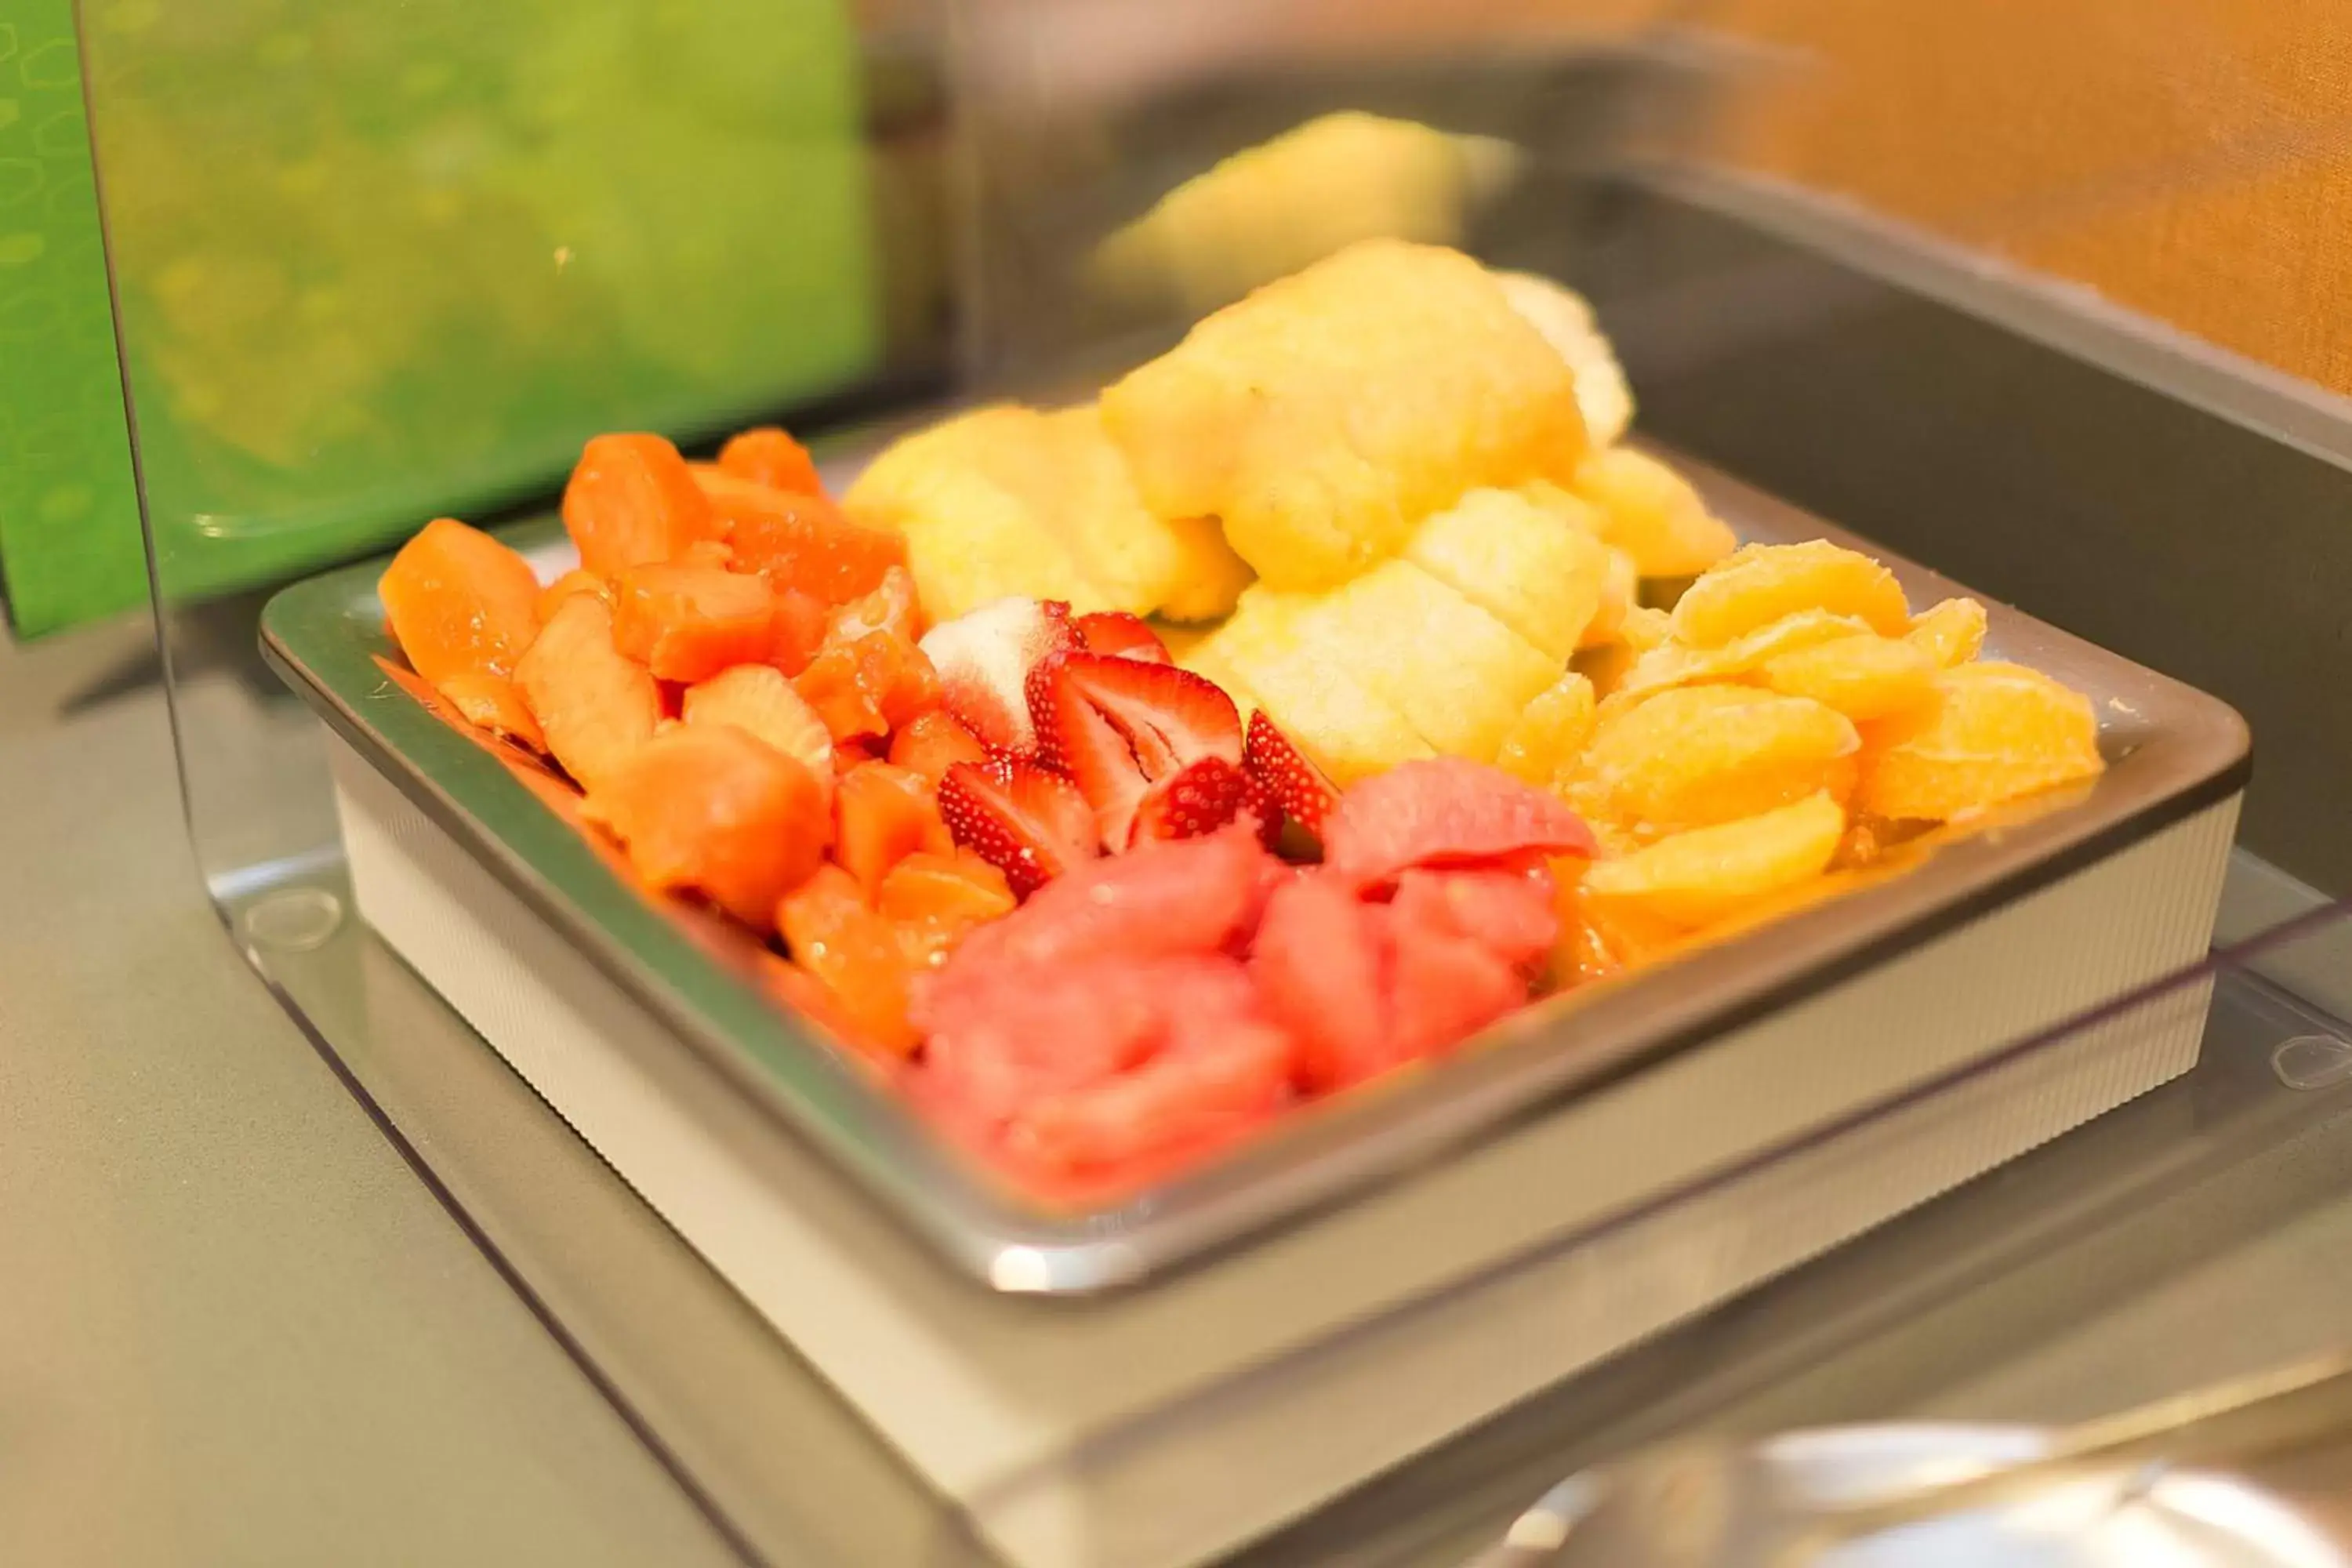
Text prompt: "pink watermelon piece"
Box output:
[[1391, 866, 1560, 973], [1384, 909, 1529, 1062], [949, 821, 1274, 982], [1322, 757, 1596, 889], [1251, 870, 1394, 1093], [1006, 976, 1292, 1173], [913, 958, 1179, 1131]]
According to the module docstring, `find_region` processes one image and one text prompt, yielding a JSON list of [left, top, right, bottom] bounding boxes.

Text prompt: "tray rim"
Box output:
[[260, 438, 2252, 1297]]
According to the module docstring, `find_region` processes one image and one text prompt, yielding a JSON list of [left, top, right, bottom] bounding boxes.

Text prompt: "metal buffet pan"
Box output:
[[260, 441, 2250, 1295]]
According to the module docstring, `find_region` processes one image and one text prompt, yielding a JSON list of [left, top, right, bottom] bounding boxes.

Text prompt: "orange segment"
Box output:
[[535, 569, 610, 626], [718, 426, 826, 497], [563, 433, 721, 578], [1671, 540, 1911, 647], [1576, 684, 1860, 840], [777, 865, 921, 1057], [514, 595, 664, 795], [681, 664, 834, 782], [379, 517, 543, 687], [833, 760, 954, 894], [610, 563, 776, 683], [887, 708, 989, 787], [793, 630, 941, 744], [1906, 597, 1989, 668], [1582, 792, 1846, 930], [1756, 632, 1940, 722], [436, 670, 546, 752], [584, 724, 829, 932], [1858, 662, 2105, 822]]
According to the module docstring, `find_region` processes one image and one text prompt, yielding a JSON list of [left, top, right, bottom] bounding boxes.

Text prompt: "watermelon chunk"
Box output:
[[1323, 757, 1595, 888]]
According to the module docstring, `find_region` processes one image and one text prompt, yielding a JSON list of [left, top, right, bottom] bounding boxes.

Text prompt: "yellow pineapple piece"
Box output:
[[1906, 597, 1990, 667], [1156, 514, 1257, 622], [1405, 487, 1612, 662], [841, 403, 1251, 623], [1858, 661, 2104, 822], [843, 429, 1101, 621], [1495, 672, 1599, 790], [1583, 793, 1846, 929], [1578, 684, 1860, 840], [1671, 540, 1911, 648], [1621, 605, 1673, 652], [1515, 477, 1608, 537], [1757, 632, 1940, 722], [1491, 271, 1635, 446], [1581, 546, 1640, 648], [1199, 587, 1433, 784], [1570, 447, 1739, 579], [1290, 561, 1558, 763], [1100, 239, 1588, 590], [1089, 111, 1522, 319]]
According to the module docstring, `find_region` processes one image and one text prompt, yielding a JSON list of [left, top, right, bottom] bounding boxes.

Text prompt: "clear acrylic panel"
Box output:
[[75, 0, 2352, 1558]]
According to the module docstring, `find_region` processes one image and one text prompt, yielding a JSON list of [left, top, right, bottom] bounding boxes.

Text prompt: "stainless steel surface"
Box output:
[[0, 615, 745, 1568], [257, 445, 2249, 1296], [1494, 1348, 2352, 1566], [9, 613, 2352, 1566]]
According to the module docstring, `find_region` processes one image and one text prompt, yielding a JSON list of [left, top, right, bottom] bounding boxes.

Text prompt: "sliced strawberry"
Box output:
[[1243, 710, 1339, 838], [1130, 755, 1247, 845], [936, 757, 1098, 898], [917, 597, 1076, 755], [1026, 652, 1243, 850], [1239, 772, 1286, 850], [1073, 611, 1172, 664]]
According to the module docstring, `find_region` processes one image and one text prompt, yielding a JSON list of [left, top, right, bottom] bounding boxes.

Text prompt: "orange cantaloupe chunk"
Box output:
[[563, 433, 722, 578], [717, 427, 826, 497], [610, 563, 776, 683], [535, 569, 610, 626], [586, 723, 830, 932], [833, 761, 954, 895], [515, 595, 664, 795], [379, 517, 543, 688], [776, 864, 922, 1057], [695, 467, 906, 605]]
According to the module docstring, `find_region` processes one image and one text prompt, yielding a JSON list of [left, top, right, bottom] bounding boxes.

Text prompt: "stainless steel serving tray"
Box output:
[[260, 442, 2250, 1295]]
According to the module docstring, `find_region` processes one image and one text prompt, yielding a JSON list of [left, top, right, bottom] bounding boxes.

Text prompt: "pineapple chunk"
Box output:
[[1290, 561, 1558, 764], [841, 403, 1251, 622], [1101, 239, 1589, 591], [1571, 447, 1739, 580], [1198, 587, 1433, 785], [1405, 487, 1611, 663], [1090, 111, 1522, 319], [1493, 271, 1635, 447], [843, 430, 1100, 621]]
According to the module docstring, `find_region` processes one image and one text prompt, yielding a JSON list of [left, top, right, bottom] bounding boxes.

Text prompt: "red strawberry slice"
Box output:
[[1027, 652, 1243, 851], [1323, 757, 1596, 889], [916, 597, 1075, 755], [936, 757, 1098, 898], [1391, 866, 1560, 974], [1073, 611, 1173, 664], [1251, 870, 1393, 1093], [1238, 771, 1285, 850], [1129, 755, 1247, 845], [1242, 711, 1338, 837]]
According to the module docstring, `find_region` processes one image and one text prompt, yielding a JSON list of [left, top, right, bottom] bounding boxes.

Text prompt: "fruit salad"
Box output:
[[377, 240, 2106, 1200]]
